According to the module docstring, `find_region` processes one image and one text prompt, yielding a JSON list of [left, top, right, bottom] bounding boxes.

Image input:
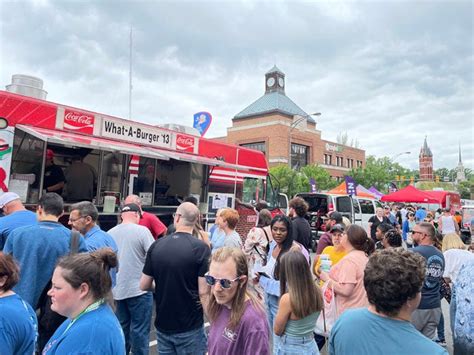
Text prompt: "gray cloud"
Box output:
[[1, 0, 472, 171]]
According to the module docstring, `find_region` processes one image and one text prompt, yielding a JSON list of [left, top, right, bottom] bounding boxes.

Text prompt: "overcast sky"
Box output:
[[1, 0, 472, 171]]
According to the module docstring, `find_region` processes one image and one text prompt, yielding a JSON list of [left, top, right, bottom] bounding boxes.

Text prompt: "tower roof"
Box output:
[[234, 91, 315, 121], [234, 67, 315, 122], [419, 136, 433, 157], [266, 65, 284, 75]]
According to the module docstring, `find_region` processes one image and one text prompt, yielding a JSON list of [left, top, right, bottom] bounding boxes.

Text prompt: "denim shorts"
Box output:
[[156, 326, 207, 355], [275, 334, 319, 355]]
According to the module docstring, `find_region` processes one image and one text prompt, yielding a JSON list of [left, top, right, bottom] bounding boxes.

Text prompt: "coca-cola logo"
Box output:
[[65, 112, 93, 125], [176, 134, 195, 152], [63, 109, 94, 134]]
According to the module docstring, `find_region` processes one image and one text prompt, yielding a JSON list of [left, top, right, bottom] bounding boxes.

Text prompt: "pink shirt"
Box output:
[[329, 250, 369, 316]]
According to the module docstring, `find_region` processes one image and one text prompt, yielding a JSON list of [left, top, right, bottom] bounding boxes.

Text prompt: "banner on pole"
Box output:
[[388, 182, 398, 194], [193, 112, 212, 137], [344, 176, 357, 196]]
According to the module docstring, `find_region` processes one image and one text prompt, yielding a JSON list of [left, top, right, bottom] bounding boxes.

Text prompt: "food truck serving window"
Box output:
[[10, 130, 45, 203]]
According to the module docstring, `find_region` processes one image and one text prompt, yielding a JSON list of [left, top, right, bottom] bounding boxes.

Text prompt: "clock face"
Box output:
[[267, 77, 275, 87], [278, 77, 284, 87]]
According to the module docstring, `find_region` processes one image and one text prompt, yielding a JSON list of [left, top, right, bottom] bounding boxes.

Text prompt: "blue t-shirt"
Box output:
[[210, 228, 226, 253], [329, 308, 447, 355], [42, 303, 125, 355], [0, 293, 38, 355], [412, 245, 445, 309], [0, 209, 37, 250], [415, 209, 427, 222], [84, 225, 118, 286], [3, 221, 88, 308]]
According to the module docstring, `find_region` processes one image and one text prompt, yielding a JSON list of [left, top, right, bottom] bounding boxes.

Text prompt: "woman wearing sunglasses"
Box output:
[[206, 247, 269, 355], [274, 250, 323, 354], [257, 215, 310, 348]]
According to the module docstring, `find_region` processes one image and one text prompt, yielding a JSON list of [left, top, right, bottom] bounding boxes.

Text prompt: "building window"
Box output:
[[240, 141, 266, 155], [324, 154, 332, 165], [336, 156, 344, 167], [357, 160, 363, 168], [291, 143, 309, 170], [347, 158, 354, 169]]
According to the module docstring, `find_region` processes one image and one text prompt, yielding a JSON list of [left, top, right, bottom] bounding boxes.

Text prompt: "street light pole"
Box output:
[[390, 151, 411, 161], [288, 113, 321, 168]]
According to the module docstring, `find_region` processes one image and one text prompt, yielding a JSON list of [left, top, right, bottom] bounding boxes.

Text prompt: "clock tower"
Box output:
[[265, 65, 285, 94], [419, 136, 433, 181]]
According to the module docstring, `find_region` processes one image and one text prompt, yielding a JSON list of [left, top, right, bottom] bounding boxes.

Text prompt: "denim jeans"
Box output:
[[275, 334, 320, 355], [156, 326, 207, 355], [115, 292, 153, 355], [266, 293, 279, 329], [437, 312, 445, 342]]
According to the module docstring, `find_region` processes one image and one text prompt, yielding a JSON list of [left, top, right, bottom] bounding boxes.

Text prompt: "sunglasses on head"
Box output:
[[205, 274, 242, 289]]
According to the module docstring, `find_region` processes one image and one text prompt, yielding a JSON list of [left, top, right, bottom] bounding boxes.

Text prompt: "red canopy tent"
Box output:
[[381, 185, 439, 203]]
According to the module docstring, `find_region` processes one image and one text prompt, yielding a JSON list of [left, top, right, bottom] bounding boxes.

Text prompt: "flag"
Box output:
[[309, 178, 317, 193], [344, 176, 357, 196], [388, 182, 398, 194], [193, 112, 212, 137]]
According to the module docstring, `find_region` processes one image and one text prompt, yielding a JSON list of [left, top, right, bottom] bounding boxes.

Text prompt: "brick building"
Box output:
[[214, 66, 365, 180]]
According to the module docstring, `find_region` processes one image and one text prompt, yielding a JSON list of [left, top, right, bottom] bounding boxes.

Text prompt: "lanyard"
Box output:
[[63, 299, 104, 334]]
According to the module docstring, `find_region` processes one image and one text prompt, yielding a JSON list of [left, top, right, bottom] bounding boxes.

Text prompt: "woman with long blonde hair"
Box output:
[[206, 247, 269, 354], [274, 250, 323, 354]]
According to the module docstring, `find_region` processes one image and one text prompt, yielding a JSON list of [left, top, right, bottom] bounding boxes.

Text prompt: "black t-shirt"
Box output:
[[368, 215, 391, 241], [44, 164, 65, 195], [143, 232, 211, 334], [292, 216, 311, 250]]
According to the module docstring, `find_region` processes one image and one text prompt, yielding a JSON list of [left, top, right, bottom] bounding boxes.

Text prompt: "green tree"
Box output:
[[269, 164, 337, 198], [299, 165, 338, 192], [457, 180, 474, 199], [347, 155, 412, 192]]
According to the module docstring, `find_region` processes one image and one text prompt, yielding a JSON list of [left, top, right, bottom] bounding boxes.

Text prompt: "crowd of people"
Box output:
[[0, 192, 472, 354]]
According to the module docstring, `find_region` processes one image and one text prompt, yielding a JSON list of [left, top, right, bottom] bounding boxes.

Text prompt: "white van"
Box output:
[[352, 197, 383, 231], [296, 193, 381, 236]]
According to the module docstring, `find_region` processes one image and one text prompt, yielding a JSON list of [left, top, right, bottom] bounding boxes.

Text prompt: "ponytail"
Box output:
[[346, 225, 374, 256], [57, 248, 117, 302]]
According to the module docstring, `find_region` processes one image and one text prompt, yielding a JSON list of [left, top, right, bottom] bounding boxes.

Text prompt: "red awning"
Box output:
[[381, 185, 439, 203]]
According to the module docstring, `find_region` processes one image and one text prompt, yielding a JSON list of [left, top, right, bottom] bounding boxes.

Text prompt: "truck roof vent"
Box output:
[[157, 124, 200, 136], [6, 74, 48, 100]]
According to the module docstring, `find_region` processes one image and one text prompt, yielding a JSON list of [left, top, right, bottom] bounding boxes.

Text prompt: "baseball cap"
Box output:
[[46, 149, 55, 159], [330, 224, 345, 233], [0, 192, 21, 208], [121, 203, 142, 216], [329, 211, 343, 224]]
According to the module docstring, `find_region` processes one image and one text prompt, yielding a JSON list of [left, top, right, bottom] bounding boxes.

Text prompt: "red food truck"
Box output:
[[0, 90, 282, 234]]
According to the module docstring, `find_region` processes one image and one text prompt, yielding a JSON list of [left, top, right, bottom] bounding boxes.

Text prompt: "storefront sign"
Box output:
[[63, 109, 95, 134], [325, 143, 343, 152], [101, 117, 174, 150]]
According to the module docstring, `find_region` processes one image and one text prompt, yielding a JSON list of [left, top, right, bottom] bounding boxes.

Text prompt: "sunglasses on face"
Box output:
[[205, 274, 242, 289]]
